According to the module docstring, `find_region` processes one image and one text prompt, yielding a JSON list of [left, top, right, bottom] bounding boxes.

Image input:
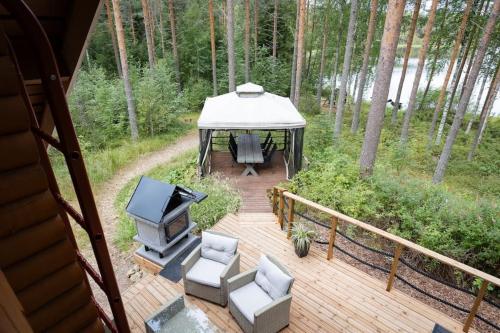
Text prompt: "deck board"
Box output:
[[123, 212, 473, 333]]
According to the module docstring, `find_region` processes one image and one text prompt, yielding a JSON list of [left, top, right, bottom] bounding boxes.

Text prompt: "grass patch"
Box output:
[[114, 150, 241, 251], [50, 119, 196, 201]]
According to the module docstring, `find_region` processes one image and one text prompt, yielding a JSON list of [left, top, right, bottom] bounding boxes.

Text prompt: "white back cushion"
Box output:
[[254, 255, 293, 300], [201, 231, 238, 265]]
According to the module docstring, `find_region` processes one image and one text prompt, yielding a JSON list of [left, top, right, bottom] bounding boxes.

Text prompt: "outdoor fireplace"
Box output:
[[126, 176, 206, 263]]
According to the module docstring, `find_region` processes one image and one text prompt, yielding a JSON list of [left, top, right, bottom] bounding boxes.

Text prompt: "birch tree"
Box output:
[[351, 0, 378, 133], [465, 73, 489, 134], [111, 0, 139, 141], [391, 0, 421, 125], [329, 1, 344, 115], [227, 0, 236, 92], [334, 0, 358, 139], [467, 62, 500, 160], [433, 0, 499, 183], [427, 0, 474, 147], [359, 0, 406, 177]]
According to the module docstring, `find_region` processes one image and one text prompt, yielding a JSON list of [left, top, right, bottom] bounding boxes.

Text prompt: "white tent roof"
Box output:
[[198, 83, 306, 130]]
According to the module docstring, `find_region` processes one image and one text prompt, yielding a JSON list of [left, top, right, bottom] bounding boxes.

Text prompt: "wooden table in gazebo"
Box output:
[[237, 134, 264, 176]]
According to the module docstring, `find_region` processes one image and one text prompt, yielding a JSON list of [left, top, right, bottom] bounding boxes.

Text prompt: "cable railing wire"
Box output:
[[396, 275, 500, 331], [333, 244, 391, 274], [275, 195, 500, 330]]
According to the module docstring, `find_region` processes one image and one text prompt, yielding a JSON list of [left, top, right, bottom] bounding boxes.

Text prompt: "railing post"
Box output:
[[463, 280, 489, 332], [327, 216, 338, 260], [287, 198, 295, 239], [272, 187, 278, 215], [386, 243, 404, 291], [278, 190, 284, 228]]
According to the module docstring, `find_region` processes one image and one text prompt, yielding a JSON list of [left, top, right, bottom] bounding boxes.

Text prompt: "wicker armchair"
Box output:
[[228, 255, 294, 333], [181, 231, 240, 306]]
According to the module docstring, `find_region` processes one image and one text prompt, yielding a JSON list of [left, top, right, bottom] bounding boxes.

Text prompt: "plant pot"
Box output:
[[294, 241, 310, 258]]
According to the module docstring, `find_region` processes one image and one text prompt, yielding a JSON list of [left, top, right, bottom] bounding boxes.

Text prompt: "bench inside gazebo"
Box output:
[[197, 83, 306, 180]]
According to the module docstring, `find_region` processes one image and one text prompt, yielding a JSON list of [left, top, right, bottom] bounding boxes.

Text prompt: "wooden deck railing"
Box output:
[[272, 186, 499, 333]]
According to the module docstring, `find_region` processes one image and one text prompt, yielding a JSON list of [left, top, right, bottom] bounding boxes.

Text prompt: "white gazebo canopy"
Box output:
[[197, 83, 306, 130]]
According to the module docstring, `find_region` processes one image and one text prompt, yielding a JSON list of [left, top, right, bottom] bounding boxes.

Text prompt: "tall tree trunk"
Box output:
[[128, 0, 137, 44], [467, 61, 500, 160], [293, 0, 306, 108], [465, 73, 488, 134], [209, 0, 217, 96], [316, 16, 328, 107], [359, 0, 406, 177], [272, 0, 279, 59], [157, 0, 165, 58], [112, 0, 139, 141], [401, 0, 439, 143], [351, 71, 359, 103], [427, 0, 473, 147], [334, 0, 358, 139], [167, 0, 181, 91], [290, 0, 300, 101], [329, 2, 344, 115], [418, 0, 449, 110], [305, 0, 317, 79], [141, 0, 156, 69], [460, 0, 490, 100], [104, 0, 123, 77], [391, 0, 421, 125], [227, 0, 236, 92], [352, 0, 378, 133], [432, 0, 499, 183], [254, 0, 259, 62], [435, 45, 469, 144], [436, 0, 487, 144], [244, 0, 251, 82]]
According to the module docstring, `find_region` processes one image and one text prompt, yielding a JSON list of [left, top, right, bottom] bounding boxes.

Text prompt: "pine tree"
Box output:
[[433, 0, 499, 183], [227, 0, 236, 92], [167, 0, 181, 91], [391, 0, 421, 124], [209, 0, 217, 96], [351, 0, 378, 133], [111, 0, 139, 141], [360, 0, 406, 177], [293, 0, 306, 108]]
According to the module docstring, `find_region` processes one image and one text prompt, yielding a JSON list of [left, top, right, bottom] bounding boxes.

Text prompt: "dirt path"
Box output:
[[81, 131, 198, 306]]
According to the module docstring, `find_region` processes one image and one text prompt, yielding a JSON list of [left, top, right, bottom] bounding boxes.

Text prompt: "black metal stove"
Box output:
[[126, 176, 206, 259]]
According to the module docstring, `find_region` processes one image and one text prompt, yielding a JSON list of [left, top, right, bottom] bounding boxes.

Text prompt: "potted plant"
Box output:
[[291, 222, 316, 258]]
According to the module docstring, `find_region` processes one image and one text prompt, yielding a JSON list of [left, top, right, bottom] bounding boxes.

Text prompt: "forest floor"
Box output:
[[79, 131, 198, 308]]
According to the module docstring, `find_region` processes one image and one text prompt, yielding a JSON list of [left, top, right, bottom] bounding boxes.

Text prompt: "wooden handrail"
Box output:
[[277, 188, 500, 288], [274, 186, 499, 332]]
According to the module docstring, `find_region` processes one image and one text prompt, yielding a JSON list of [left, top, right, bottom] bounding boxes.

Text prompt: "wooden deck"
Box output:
[[123, 212, 472, 333], [210, 151, 286, 213]]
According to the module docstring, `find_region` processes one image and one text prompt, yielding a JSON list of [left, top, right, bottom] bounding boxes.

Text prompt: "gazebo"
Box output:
[[197, 83, 306, 179]]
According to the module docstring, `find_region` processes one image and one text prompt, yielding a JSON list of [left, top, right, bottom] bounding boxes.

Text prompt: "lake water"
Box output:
[[343, 58, 499, 116]]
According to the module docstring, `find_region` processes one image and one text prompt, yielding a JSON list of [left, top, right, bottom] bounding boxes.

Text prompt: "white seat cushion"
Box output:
[[201, 231, 238, 265], [254, 256, 293, 300], [186, 257, 226, 288], [230, 281, 273, 324]]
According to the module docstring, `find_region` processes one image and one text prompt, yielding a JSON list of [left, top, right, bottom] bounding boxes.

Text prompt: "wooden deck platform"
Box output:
[[210, 151, 286, 213], [123, 212, 472, 333]]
